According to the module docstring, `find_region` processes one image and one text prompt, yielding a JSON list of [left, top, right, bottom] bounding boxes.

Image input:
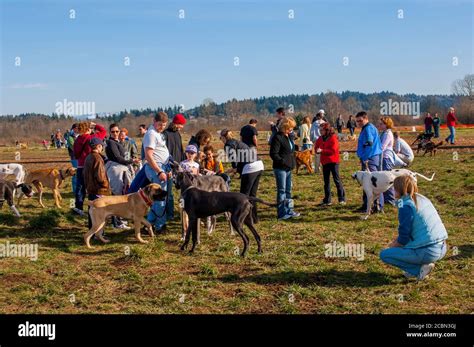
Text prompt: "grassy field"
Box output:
[[0, 128, 473, 314]]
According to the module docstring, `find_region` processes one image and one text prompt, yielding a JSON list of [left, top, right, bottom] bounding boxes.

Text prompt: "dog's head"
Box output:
[[351, 171, 366, 186], [17, 183, 34, 198], [174, 170, 195, 190], [142, 183, 167, 201], [65, 167, 77, 177]]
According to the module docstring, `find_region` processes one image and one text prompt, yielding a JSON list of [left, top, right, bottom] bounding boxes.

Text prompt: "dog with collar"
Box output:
[[175, 170, 277, 256], [352, 169, 435, 220], [84, 183, 167, 248], [20, 167, 76, 208], [0, 163, 26, 185], [0, 179, 34, 217]]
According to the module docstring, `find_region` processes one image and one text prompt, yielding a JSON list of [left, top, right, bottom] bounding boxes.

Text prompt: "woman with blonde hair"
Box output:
[[299, 116, 312, 151], [380, 175, 448, 280], [378, 116, 396, 205], [270, 117, 300, 220]]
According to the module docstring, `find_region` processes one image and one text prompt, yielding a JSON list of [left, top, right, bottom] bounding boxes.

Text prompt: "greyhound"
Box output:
[[174, 170, 276, 256]]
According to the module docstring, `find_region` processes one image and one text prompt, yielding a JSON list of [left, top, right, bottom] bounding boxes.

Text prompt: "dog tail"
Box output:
[[415, 172, 435, 181], [248, 197, 282, 207]]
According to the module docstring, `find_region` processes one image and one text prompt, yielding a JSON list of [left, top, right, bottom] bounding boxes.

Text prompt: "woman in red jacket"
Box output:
[[445, 107, 457, 145], [72, 121, 107, 215], [314, 122, 346, 205]]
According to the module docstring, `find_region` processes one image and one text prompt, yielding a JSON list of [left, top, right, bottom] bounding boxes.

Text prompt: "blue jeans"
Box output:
[[75, 167, 86, 210], [382, 157, 395, 205], [273, 169, 294, 218], [380, 241, 447, 276], [128, 165, 150, 193], [446, 126, 455, 144], [361, 155, 384, 210], [144, 163, 173, 229], [433, 125, 440, 138], [425, 125, 432, 134], [71, 159, 78, 194]]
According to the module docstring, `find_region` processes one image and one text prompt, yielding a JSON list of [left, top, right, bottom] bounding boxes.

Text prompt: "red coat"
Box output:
[[446, 112, 457, 127], [73, 124, 107, 167], [315, 134, 340, 165]]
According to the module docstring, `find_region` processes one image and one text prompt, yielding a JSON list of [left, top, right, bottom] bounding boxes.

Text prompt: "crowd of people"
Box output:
[[62, 106, 455, 281]]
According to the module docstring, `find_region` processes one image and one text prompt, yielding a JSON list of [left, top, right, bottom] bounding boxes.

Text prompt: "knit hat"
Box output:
[[89, 137, 104, 147], [173, 114, 187, 125]]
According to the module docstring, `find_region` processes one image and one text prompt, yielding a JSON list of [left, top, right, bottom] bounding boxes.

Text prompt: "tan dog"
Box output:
[[22, 167, 76, 208], [295, 149, 314, 174], [84, 183, 167, 248]]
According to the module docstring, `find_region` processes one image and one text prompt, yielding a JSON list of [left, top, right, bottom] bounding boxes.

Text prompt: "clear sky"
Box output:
[[1, 0, 472, 115]]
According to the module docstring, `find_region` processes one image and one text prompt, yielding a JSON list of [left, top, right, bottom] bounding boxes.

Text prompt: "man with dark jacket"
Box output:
[[270, 117, 300, 220], [163, 114, 186, 162]]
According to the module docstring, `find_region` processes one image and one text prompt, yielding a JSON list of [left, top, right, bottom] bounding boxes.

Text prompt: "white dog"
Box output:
[[0, 163, 26, 186], [352, 169, 435, 220]]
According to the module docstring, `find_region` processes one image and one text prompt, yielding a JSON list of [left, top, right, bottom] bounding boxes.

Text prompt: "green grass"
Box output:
[[0, 129, 472, 314]]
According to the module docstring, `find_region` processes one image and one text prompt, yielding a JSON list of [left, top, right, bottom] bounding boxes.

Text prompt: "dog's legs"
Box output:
[[181, 209, 188, 241], [53, 188, 62, 208], [34, 181, 45, 208], [16, 192, 24, 206], [181, 216, 195, 251], [363, 192, 374, 220], [10, 205, 21, 217], [141, 218, 155, 238], [84, 210, 106, 248], [306, 163, 313, 174], [244, 213, 262, 253], [134, 217, 148, 244], [231, 207, 250, 257], [225, 212, 235, 235]]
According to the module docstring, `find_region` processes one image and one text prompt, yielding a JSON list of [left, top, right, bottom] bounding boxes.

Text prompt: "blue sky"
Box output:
[[1, 0, 472, 115]]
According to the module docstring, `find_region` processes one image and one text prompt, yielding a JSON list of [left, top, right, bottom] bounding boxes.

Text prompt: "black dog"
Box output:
[[174, 171, 276, 256], [0, 179, 34, 217]]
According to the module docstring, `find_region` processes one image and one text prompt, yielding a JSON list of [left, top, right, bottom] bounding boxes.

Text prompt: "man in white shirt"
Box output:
[[393, 132, 414, 166], [143, 112, 173, 232], [310, 110, 326, 173]]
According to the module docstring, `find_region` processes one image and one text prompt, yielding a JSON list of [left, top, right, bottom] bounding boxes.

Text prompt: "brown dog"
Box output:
[[295, 149, 314, 174], [84, 183, 167, 248], [21, 167, 76, 208]]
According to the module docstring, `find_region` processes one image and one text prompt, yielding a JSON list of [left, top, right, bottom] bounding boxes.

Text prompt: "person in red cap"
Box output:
[[164, 113, 186, 163]]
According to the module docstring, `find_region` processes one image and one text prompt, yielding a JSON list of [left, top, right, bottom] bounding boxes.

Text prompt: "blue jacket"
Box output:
[[357, 123, 382, 161], [397, 194, 448, 249]]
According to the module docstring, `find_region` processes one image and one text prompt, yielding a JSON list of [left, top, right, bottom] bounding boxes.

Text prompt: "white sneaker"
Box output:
[[115, 224, 131, 230], [278, 214, 292, 221], [418, 263, 435, 281], [403, 272, 416, 279], [289, 211, 301, 218]]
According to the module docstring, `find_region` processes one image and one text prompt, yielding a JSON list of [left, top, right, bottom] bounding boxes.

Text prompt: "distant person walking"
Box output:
[[347, 115, 356, 136], [240, 119, 258, 148], [73, 121, 107, 216], [424, 113, 433, 134], [314, 122, 346, 205], [335, 114, 345, 134], [432, 113, 441, 138], [299, 116, 312, 151], [355, 111, 383, 213], [270, 117, 300, 220], [445, 107, 457, 145]]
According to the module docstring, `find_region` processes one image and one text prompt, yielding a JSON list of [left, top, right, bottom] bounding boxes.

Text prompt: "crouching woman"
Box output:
[[380, 175, 448, 281]]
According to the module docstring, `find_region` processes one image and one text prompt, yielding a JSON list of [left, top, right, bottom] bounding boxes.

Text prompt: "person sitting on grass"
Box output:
[[180, 145, 200, 175], [380, 175, 448, 281]]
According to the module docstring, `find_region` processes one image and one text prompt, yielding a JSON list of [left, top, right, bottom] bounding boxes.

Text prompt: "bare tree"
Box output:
[[452, 74, 474, 97]]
